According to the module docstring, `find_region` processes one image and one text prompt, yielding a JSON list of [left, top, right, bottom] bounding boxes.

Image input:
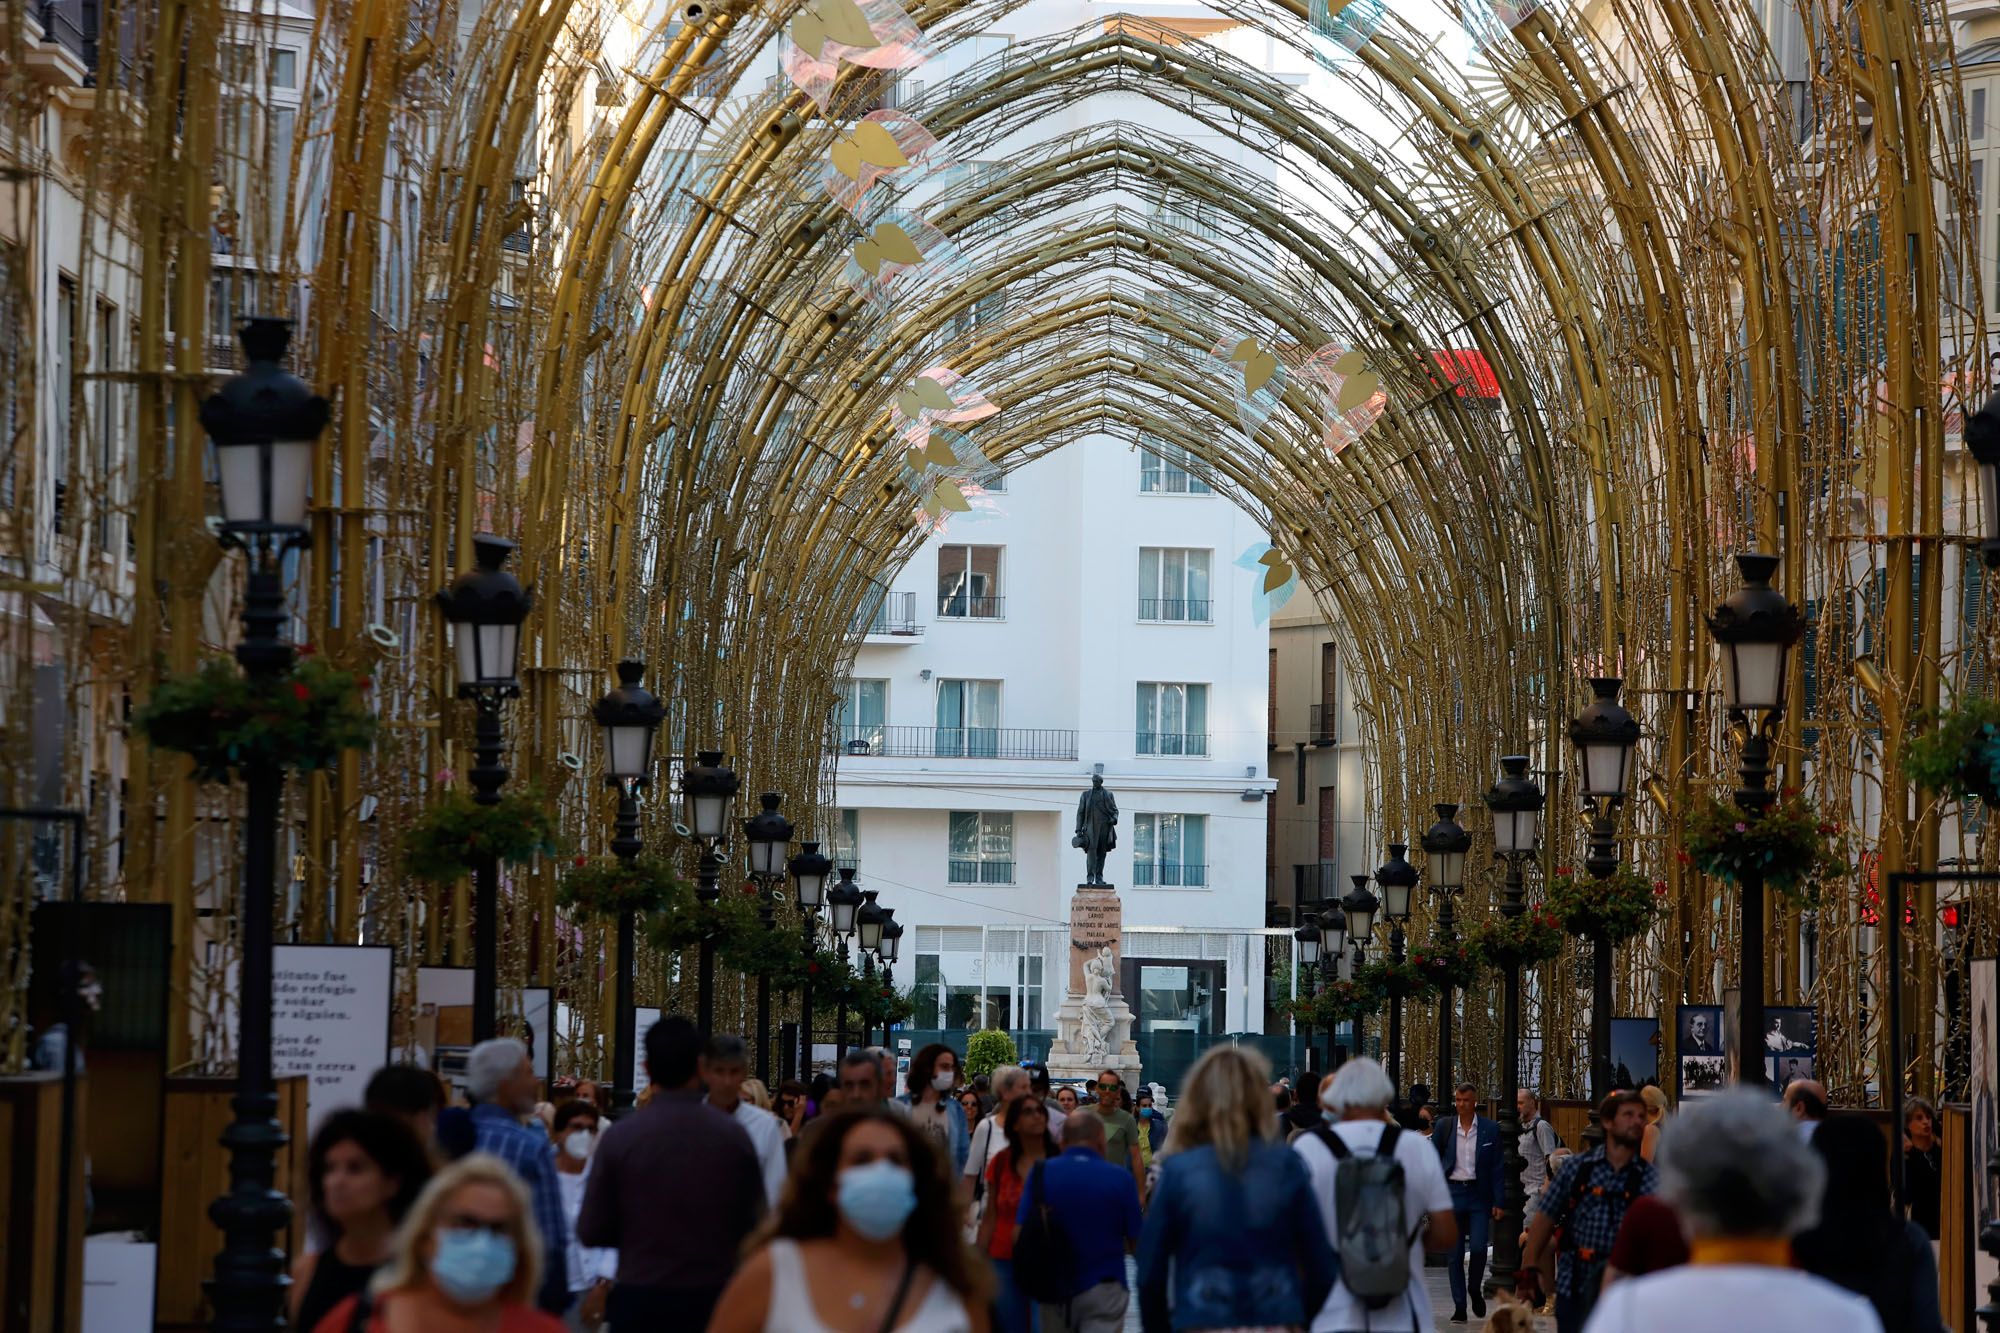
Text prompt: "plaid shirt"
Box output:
[[471, 1103, 570, 1312], [1532, 1147, 1656, 1297]]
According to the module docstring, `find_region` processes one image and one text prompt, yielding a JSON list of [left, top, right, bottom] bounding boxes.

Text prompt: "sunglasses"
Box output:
[[1097, 1082, 1120, 1091]]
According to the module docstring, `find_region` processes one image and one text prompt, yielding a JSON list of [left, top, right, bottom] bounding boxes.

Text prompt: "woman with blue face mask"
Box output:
[[310, 1154, 565, 1333], [709, 1107, 991, 1332]]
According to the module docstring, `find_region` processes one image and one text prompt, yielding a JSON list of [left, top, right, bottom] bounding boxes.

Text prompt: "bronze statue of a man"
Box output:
[[1073, 774, 1118, 885]]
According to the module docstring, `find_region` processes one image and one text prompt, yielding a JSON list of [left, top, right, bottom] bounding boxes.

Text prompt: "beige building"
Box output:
[[1263, 600, 1369, 931]]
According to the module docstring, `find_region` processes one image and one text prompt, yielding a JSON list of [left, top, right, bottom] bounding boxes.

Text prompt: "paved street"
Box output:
[[1113, 1256, 1554, 1332]]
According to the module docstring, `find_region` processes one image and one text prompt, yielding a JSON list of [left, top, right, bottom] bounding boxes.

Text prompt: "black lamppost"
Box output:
[[1707, 554, 1803, 1088], [594, 660, 664, 1116], [1966, 390, 2000, 570], [789, 841, 832, 1077], [1375, 845, 1418, 1092], [827, 868, 862, 1057], [1422, 804, 1470, 1095], [855, 889, 886, 1047], [1342, 875, 1379, 1054], [1320, 899, 1345, 1069], [436, 534, 533, 1044], [202, 316, 327, 1333], [1568, 677, 1640, 1111], [1482, 755, 1544, 1298], [744, 793, 794, 1084], [680, 750, 740, 1036], [879, 910, 903, 1039], [1294, 911, 1322, 1074]]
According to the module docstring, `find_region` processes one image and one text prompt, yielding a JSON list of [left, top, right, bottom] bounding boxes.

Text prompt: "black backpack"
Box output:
[[1009, 1160, 1077, 1303]]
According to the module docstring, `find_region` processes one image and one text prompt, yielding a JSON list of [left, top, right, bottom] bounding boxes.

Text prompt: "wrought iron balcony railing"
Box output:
[[947, 859, 1015, 885], [1309, 703, 1336, 745], [1136, 731, 1210, 757], [854, 590, 921, 636], [937, 593, 1004, 619], [1133, 862, 1208, 887], [1137, 598, 1211, 623], [830, 725, 1078, 761]]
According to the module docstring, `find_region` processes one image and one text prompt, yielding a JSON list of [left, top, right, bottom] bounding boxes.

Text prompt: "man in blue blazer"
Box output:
[[1431, 1082, 1505, 1321]]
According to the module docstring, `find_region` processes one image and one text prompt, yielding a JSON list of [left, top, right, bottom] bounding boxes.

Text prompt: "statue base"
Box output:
[[1048, 882, 1141, 1088]]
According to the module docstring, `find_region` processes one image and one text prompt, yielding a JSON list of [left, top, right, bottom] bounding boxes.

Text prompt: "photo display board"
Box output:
[[272, 944, 394, 1134]]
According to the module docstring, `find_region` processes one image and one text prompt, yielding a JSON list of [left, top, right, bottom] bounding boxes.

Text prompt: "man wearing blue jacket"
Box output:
[[1431, 1082, 1505, 1322]]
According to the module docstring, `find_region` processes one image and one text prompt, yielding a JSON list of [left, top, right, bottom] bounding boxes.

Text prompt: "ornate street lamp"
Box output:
[[855, 890, 887, 1045], [743, 793, 794, 1083], [827, 868, 863, 1056], [789, 840, 832, 1076], [1422, 802, 1471, 1093], [436, 533, 532, 1045], [1482, 754, 1544, 1299], [202, 316, 326, 1332], [878, 911, 904, 1045], [1342, 875, 1379, 1054], [1293, 911, 1322, 1075], [1707, 553, 1803, 1087], [680, 750, 740, 1035], [593, 660, 664, 1116], [1968, 390, 2000, 570], [1568, 677, 1641, 1112], [1375, 844, 1418, 1092], [1319, 901, 1345, 1068]]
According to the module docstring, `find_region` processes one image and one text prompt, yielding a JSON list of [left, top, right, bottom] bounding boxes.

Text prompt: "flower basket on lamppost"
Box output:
[[1906, 696, 2000, 807], [1420, 802, 1471, 1091]]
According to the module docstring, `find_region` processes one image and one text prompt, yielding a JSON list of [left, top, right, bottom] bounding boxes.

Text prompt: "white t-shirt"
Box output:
[[965, 1116, 1006, 1180], [730, 1099, 791, 1207], [1582, 1264, 1882, 1333], [1294, 1119, 1452, 1333], [555, 1167, 618, 1291]]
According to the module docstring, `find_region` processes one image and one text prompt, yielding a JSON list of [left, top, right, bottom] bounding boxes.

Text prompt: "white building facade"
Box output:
[[832, 433, 1280, 1060]]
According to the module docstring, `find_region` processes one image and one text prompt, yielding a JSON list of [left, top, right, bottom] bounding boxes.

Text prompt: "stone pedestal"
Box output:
[[1047, 884, 1141, 1087]]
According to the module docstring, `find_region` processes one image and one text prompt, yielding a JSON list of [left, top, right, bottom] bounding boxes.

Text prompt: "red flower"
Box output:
[[292, 683, 311, 701], [1675, 850, 1691, 865], [297, 643, 315, 657], [357, 676, 373, 689], [1781, 785, 1801, 798], [574, 855, 588, 867], [1554, 866, 1573, 877], [808, 962, 820, 975]]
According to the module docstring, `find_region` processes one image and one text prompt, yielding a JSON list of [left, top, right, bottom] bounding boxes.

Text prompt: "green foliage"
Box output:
[[400, 788, 562, 883], [1408, 941, 1481, 991], [1353, 955, 1437, 1001], [556, 854, 687, 918], [132, 653, 376, 782], [1682, 793, 1849, 907], [1281, 974, 1386, 1027], [1906, 696, 2000, 805], [1543, 865, 1666, 945], [965, 1028, 1019, 1078], [1467, 909, 1565, 968]]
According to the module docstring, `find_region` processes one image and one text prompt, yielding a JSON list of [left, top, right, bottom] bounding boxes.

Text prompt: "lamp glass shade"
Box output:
[[1431, 849, 1465, 891], [1721, 639, 1790, 714], [880, 915, 903, 963], [1579, 739, 1631, 800], [1295, 915, 1321, 967], [1983, 458, 2000, 547], [452, 621, 522, 689], [857, 890, 885, 951], [749, 837, 784, 878], [216, 438, 313, 531], [1382, 879, 1412, 921], [602, 722, 655, 781], [789, 842, 831, 908], [690, 792, 728, 840], [1322, 907, 1346, 957], [828, 869, 862, 935], [1494, 808, 1540, 855], [1343, 878, 1379, 941]]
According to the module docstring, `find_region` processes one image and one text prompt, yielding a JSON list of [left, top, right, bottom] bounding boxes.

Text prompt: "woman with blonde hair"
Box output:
[[1639, 1085, 1669, 1163], [741, 1076, 774, 1111], [1136, 1046, 1335, 1332], [310, 1154, 565, 1333]]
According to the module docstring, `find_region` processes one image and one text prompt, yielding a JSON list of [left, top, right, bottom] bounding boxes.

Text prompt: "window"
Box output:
[[1315, 643, 1337, 742], [1134, 814, 1207, 886], [54, 276, 77, 537], [935, 679, 1000, 757], [1136, 682, 1208, 756], [1138, 547, 1212, 621], [220, 41, 256, 82], [1976, 87, 1988, 141], [1, 242, 21, 509], [268, 46, 298, 87], [937, 544, 1002, 617], [1318, 786, 1338, 860], [96, 300, 119, 553], [833, 809, 860, 869], [834, 678, 887, 751], [1139, 440, 1211, 494], [948, 811, 1015, 883]]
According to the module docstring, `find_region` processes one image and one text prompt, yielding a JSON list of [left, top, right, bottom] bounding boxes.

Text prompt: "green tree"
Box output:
[[964, 1028, 1019, 1078]]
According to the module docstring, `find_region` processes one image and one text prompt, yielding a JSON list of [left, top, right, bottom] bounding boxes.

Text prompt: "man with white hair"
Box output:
[[1581, 1090, 1880, 1333], [1293, 1057, 1457, 1332], [466, 1035, 571, 1314]]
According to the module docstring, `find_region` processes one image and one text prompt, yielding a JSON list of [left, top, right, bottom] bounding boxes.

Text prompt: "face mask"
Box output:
[[563, 1128, 595, 1159], [431, 1228, 517, 1304], [1322, 1108, 1340, 1124], [837, 1160, 917, 1241], [932, 1072, 956, 1093], [1138, 1107, 1153, 1119]]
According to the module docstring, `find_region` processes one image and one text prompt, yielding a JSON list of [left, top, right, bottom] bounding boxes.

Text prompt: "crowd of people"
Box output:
[[287, 1028, 1950, 1333]]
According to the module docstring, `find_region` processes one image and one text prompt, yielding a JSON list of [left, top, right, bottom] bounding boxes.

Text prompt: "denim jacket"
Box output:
[[896, 1090, 969, 1174], [1136, 1141, 1338, 1332]]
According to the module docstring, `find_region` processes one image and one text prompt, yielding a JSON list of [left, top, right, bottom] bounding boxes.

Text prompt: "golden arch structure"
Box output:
[[0, 0, 1992, 1112]]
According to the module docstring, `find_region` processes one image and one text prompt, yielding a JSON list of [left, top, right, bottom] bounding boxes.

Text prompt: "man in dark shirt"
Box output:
[[1020, 1112, 1143, 1333], [1521, 1089, 1656, 1333], [578, 1015, 764, 1331]]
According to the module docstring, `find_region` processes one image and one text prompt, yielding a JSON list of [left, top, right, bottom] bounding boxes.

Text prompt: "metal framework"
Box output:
[[1, 0, 1993, 1101]]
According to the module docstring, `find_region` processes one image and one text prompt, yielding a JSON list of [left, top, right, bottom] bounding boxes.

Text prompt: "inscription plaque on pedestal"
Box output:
[[1068, 886, 1123, 994]]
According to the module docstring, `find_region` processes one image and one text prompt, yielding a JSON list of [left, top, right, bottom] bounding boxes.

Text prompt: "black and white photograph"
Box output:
[[1677, 1003, 1723, 1055], [1609, 1017, 1660, 1088], [1774, 1054, 1812, 1087], [1680, 1053, 1726, 1096], [1762, 1006, 1815, 1053]]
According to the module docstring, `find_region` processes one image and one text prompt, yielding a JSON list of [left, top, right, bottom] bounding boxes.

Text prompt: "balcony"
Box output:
[[854, 590, 922, 638], [831, 725, 1078, 761], [1138, 597, 1211, 623], [1309, 704, 1336, 746], [937, 594, 1004, 619], [1133, 862, 1208, 887], [947, 859, 1015, 885], [1137, 731, 1210, 757]]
